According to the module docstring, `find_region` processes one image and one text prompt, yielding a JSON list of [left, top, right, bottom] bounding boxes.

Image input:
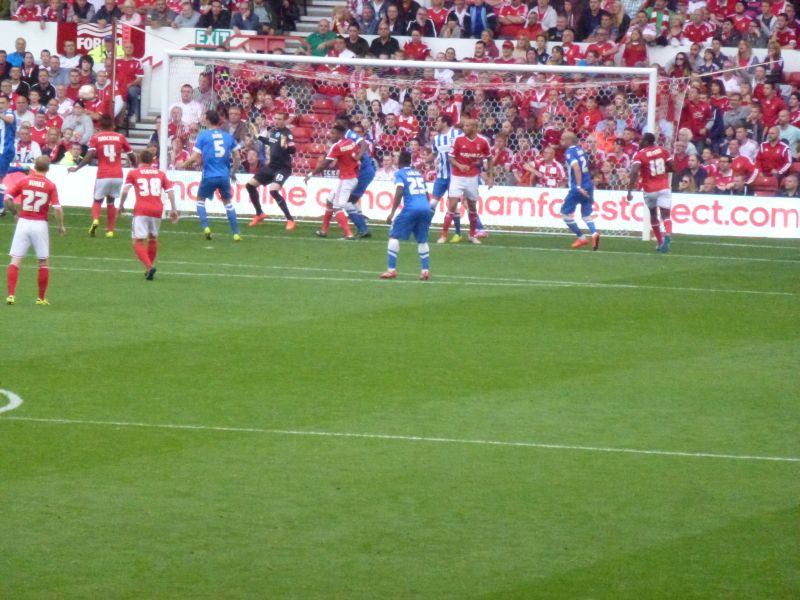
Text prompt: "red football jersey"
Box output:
[[89, 131, 132, 179], [397, 114, 420, 138], [450, 134, 491, 177], [7, 173, 59, 221], [326, 138, 360, 179], [535, 160, 566, 187], [632, 146, 671, 192], [731, 154, 758, 183], [45, 114, 63, 131], [124, 167, 174, 218]]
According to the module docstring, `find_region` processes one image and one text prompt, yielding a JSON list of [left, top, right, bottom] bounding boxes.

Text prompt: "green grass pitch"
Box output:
[[1, 209, 799, 599]]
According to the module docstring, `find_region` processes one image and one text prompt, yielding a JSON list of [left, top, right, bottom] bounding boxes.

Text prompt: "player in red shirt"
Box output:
[[755, 126, 792, 179], [4, 156, 65, 305], [440, 118, 493, 245], [304, 124, 360, 240], [119, 150, 178, 281], [69, 114, 137, 238], [627, 133, 674, 253]]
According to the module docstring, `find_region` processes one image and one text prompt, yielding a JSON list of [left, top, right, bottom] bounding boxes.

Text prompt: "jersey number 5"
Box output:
[[213, 139, 225, 157], [21, 189, 48, 212]]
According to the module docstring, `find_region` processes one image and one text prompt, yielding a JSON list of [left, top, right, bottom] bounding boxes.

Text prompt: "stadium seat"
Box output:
[[755, 191, 776, 197], [753, 175, 779, 192], [786, 72, 800, 88], [789, 162, 800, 175], [312, 99, 336, 113], [295, 143, 327, 155], [292, 126, 313, 142]]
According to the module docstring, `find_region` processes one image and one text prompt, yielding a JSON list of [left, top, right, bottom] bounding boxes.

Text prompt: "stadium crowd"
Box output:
[[3, 0, 800, 197]]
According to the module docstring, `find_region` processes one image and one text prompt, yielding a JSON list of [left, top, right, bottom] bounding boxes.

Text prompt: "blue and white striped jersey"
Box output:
[[432, 127, 462, 180], [0, 110, 16, 155]]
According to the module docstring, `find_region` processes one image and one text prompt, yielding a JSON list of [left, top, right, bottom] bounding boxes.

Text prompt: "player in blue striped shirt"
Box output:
[[561, 130, 600, 250], [380, 151, 434, 281], [340, 118, 373, 238]]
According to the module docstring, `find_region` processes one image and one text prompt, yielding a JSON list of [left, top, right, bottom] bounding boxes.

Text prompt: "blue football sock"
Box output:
[[476, 214, 485, 230], [563, 216, 582, 237], [197, 199, 209, 229], [347, 210, 368, 233], [453, 215, 461, 235], [418, 243, 430, 271], [225, 203, 239, 234], [387, 238, 399, 270], [584, 216, 597, 234]]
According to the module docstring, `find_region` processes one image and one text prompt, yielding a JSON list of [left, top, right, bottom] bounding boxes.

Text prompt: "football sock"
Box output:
[[442, 212, 453, 236], [133, 241, 152, 269], [37, 266, 48, 300], [663, 218, 673, 235], [418, 242, 430, 271], [563, 216, 583, 237], [321, 208, 333, 234], [475, 214, 485, 230], [225, 203, 240, 234], [147, 239, 158, 263], [334, 210, 352, 237], [468, 210, 478, 237], [271, 189, 293, 220], [196, 199, 209, 229], [91, 201, 102, 221], [346, 208, 368, 233], [651, 221, 664, 245], [106, 204, 117, 232], [583, 215, 597, 234], [7, 263, 19, 296], [246, 183, 263, 215], [453, 214, 462, 235], [387, 238, 399, 269]]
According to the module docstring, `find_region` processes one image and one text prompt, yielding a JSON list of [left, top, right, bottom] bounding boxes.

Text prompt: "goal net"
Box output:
[[162, 50, 687, 237]]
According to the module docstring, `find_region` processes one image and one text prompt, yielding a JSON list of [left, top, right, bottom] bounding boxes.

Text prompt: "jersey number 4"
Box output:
[[103, 144, 117, 162], [137, 177, 162, 197], [648, 158, 666, 176], [22, 189, 48, 211]]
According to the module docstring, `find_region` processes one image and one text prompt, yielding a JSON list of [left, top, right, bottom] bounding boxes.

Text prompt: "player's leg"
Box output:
[[218, 179, 241, 240], [440, 178, 460, 243], [346, 167, 373, 237], [659, 193, 673, 249], [644, 193, 664, 250], [89, 180, 105, 236], [269, 173, 295, 230], [414, 208, 433, 280], [579, 194, 600, 251], [7, 220, 34, 304], [381, 210, 411, 278], [6, 255, 22, 304], [465, 180, 481, 244], [31, 220, 51, 303], [245, 172, 268, 226], [105, 192, 119, 238], [316, 194, 335, 237], [332, 180, 354, 239], [561, 191, 587, 247]]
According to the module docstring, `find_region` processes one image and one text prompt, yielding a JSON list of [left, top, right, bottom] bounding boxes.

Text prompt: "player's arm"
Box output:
[[0, 111, 14, 125], [3, 193, 17, 218], [571, 160, 588, 197], [182, 149, 202, 170], [126, 150, 137, 168], [119, 182, 132, 214], [53, 204, 65, 235], [386, 183, 404, 224], [166, 188, 178, 223], [448, 153, 469, 173], [68, 148, 96, 172], [285, 132, 296, 155], [627, 161, 641, 201], [230, 148, 241, 182], [304, 157, 334, 183]]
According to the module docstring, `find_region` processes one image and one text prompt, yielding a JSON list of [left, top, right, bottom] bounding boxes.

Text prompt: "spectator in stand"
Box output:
[[170, 84, 203, 126], [275, 0, 299, 33], [116, 41, 143, 124], [777, 109, 800, 149], [385, 4, 406, 36], [727, 174, 753, 195], [15, 125, 42, 163], [31, 70, 56, 105], [379, 85, 401, 116], [345, 23, 370, 57], [764, 40, 785, 83], [440, 12, 463, 38], [717, 19, 742, 47], [531, 0, 557, 32], [9, 68, 30, 100], [46, 55, 69, 88], [760, 82, 787, 128], [252, 0, 277, 34], [173, 2, 200, 27], [427, 0, 449, 35], [403, 29, 431, 60], [232, 0, 260, 33], [60, 41, 81, 70], [20, 53, 39, 87], [93, 0, 121, 26], [14, 0, 43, 22], [68, 0, 95, 22], [757, 0, 776, 36], [449, 0, 472, 38], [727, 139, 759, 184], [699, 176, 717, 194], [120, 1, 142, 27], [547, 14, 567, 41], [780, 172, 800, 197], [756, 126, 792, 181], [225, 105, 255, 142], [0, 51, 10, 81], [496, 0, 527, 40], [585, 28, 618, 65], [467, 0, 495, 40], [54, 85, 73, 116], [149, 0, 177, 27], [622, 28, 648, 67], [773, 13, 797, 49], [408, 7, 437, 37], [683, 9, 715, 44], [62, 101, 94, 145], [308, 19, 337, 57], [359, 5, 379, 35], [370, 22, 400, 57], [330, 5, 349, 34], [676, 173, 698, 193], [397, 0, 421, 23], [678, 153, 708, 189], [745, 18, 769, 48], [608, 1, 631, 41], [199, 0, 231, 31], [579, 0, 610, 41], [8, 39, 26, 69]]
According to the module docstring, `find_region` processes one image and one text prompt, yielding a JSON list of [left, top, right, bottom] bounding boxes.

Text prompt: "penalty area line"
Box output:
[[2, 415, 798, 464]]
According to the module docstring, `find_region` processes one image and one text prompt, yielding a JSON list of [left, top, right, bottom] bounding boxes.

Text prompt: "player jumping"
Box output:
[[119, 150, 179, 280], [5, 156, 65, 306], [69, 114, 137, 239], [442, 118, 493, 245], [247, 111, 297, 231], [304, 124, 359, 240], [560, 130, 600, 250], [340, 118, 373, 238], [381, 150, 434, 281], [182, 110, 242, 241], [628, 132, 673, 253]]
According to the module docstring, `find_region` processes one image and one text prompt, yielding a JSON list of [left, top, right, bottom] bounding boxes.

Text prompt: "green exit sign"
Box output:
[[195, 29, 233, 47]]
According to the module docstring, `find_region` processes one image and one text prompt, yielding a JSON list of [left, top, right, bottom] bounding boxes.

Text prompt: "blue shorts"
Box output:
[[198, 176, 232, 201], [390, 207, 433, 243], [561, 188, 595, 217], [432, 177, 449, 199], [351, 161, 376, 199], [0, 149, 14, 179]]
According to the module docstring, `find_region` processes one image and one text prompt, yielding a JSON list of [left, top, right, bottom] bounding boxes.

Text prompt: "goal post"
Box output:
[[161, 49, 676, 239]]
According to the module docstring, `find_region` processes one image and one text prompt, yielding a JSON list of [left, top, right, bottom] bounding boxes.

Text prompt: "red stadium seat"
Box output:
[[786, 72, 800, 88], [753, 175, 779, 192], [789, 162, 800, 175], [312, 98, 336, 113], [292, 126, 313, 142], [295, 143, 328, 156], [755, 191, 776, 196]]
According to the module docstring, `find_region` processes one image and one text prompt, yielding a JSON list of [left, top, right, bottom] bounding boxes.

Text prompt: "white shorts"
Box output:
[[94, 178, 123, 200], [643, 189, 672, 210], [9, 218, 49, 259], [449, 175, 480, 202], [132, 215, 161, 239], [327, 178, 357, 210]]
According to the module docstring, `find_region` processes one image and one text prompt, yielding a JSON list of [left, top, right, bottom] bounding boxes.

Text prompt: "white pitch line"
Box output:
[[2, 415, 798, 464], [50, 261, 800, 297]]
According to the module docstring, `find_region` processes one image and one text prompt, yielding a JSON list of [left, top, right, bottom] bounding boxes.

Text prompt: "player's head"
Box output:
[[205, 109, 221, 127], [640, 132, 656, 148], [397, 150, 411, 169], [329, 123, 345, 141], [33, 155, 50, 174], [462, 118, 477, 136], [437, 114, 453, 132], [560, 130, 577, 148], [335, 116, 352, 130], [139, 149, 153, 165], [275, 111, 289, 128], [99, 113, 114, 130]]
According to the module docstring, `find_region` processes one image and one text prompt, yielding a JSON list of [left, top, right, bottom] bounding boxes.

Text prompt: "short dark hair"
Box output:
[[206, 109, 221, 125], [439, 114, 453, 127], [99, 114, 113, 130], [641, 132, 656, 146], [397, 150, 411, 168], [331, 124, 346, 135], [139, 149, 153, 164]]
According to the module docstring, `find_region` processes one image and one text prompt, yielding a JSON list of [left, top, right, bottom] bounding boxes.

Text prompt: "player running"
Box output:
[[119, 150, 179, 280], [381, 150, 434, 281], [69, 114, 136, 239], [561, 130, 600, 250], [246, 111, 297, 231], [304, 124, 359, 240], [628, 132, 673, 253], [340, 118, 373, 238], [182, 110, 242, 241], [443, 118, 493, 245], [5, 156, 65, 306]]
